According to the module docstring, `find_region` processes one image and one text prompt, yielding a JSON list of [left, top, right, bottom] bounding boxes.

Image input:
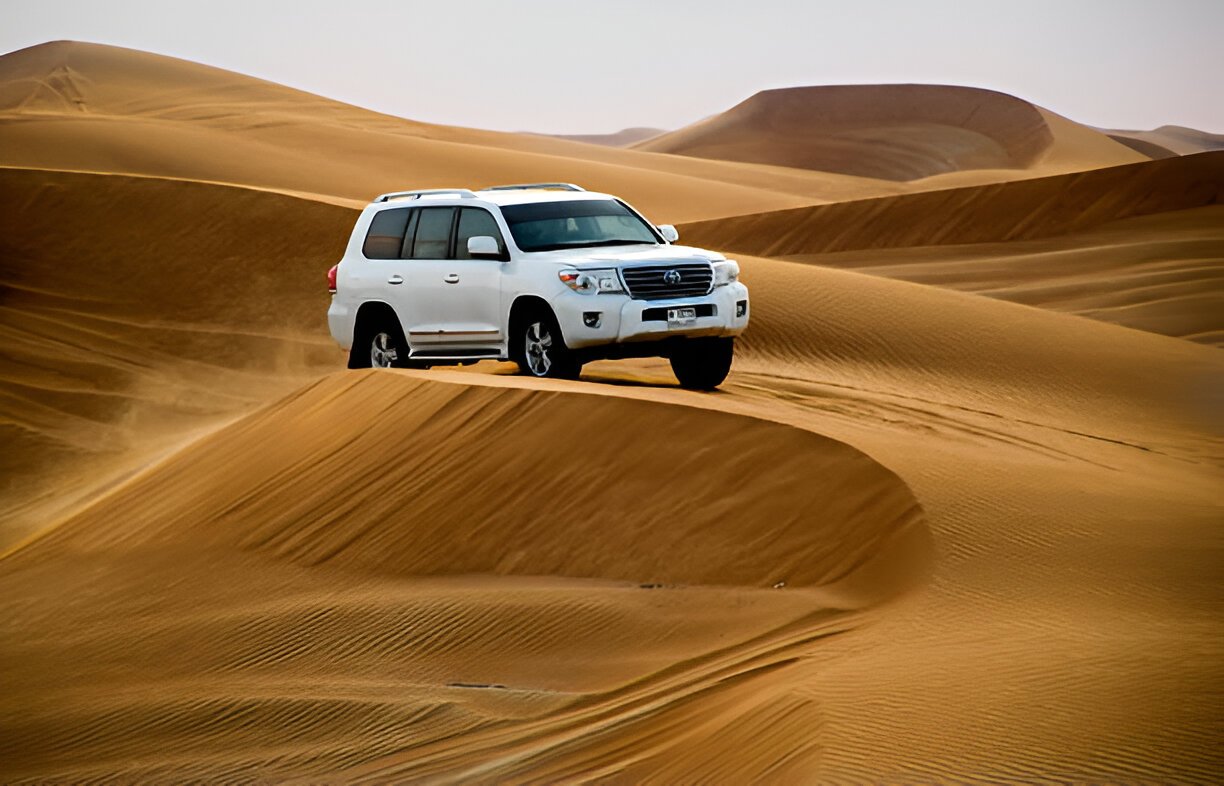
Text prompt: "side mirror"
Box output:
[[467, 235, 504, 260], [657, 224, 679, 243]]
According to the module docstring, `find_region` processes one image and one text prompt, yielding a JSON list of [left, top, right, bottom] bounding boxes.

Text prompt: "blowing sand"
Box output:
[[2, 41, 1222, 783]]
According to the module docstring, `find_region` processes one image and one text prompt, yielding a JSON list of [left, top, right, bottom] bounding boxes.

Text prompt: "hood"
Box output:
[[526, 244, 726, 267]]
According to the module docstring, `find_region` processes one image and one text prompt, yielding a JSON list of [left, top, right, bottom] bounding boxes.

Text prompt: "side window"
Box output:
[[362, 208, 412, 259], [455, 208, 506, 259], [408, 207, 455, 259]]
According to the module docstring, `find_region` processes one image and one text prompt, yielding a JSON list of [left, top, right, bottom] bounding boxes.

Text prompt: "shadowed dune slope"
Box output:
[[636, 84, 1144, 180], [0, 167, 352, 549], [0, 41, 919, 220], [29, 371, 928, 591], [1107, 133, 1178, 159], [776, 206, 1224, 346], [678, 152, 1224, 256]]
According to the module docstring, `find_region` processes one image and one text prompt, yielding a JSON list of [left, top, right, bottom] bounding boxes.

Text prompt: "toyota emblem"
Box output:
[[663, 269, 682, 285]]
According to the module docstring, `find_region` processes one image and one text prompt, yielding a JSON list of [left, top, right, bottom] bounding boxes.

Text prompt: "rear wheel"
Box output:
[[349, 315, 410, 369], [670, 337, 734, 390], [515, 310, 581, 379]]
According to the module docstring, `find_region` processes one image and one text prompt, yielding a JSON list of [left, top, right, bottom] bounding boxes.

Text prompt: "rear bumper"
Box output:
[[327, 297, 354, 350], [554, 282, 749, 349]]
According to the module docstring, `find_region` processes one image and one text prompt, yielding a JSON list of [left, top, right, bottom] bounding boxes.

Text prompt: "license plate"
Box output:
[[667, 307, 697, 327]]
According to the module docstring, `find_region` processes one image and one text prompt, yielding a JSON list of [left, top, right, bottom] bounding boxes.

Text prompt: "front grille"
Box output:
[[621, 263, 713, 300]]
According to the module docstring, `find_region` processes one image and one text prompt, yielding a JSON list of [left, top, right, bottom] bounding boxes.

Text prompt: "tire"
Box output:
[[515, 309, 581, 379], [670, 337, 734, 390], [348, 314, 409, 369]]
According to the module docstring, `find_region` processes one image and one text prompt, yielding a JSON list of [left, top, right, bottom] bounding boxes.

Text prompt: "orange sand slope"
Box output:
[[636, 84, 1146, 180], [0, 41, 925, 220], [3, 168, 1222, 780], [30, 371, 928, 592], [777, 206, 1224, 346]]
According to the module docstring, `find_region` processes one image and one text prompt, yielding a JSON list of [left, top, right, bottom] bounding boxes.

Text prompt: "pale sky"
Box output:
[[4, 0, 1222, 135]]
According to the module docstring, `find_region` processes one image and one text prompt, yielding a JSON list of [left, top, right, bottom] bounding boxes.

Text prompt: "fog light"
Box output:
[[583, 311, 602, 328], [736, 300, 747, 318]]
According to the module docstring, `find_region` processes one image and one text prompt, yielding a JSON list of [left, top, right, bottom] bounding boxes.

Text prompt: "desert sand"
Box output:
[[1, 41, 1222, 783]]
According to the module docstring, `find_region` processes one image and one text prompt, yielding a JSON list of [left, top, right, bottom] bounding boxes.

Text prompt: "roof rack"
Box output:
[[373, 188, 479, 203], [479, 183, 586, 192]]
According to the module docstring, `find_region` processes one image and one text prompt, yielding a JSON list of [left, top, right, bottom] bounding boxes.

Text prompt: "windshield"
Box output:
[[501, 199, 659, 252]]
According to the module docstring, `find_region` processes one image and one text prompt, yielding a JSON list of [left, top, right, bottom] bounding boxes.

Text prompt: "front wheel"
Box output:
[[670, 337, 734, 390], [516, 312, 581, 379]]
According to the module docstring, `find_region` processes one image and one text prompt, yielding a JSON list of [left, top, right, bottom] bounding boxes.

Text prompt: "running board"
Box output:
[[409, 351, 503, 361]]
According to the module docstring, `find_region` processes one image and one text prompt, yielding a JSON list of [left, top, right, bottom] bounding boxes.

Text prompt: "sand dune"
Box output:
[[537, 127, 666, 147], [1105, 124, 1224, 157], [676, 152, 1224, 344], [2, 39, 1223, 783], [678, 152, 1224, 256], [636, 84, 1146, 180], [32, 371, 927, 591], [775, 205, 1224, 346], [0, 41, 922, 220]]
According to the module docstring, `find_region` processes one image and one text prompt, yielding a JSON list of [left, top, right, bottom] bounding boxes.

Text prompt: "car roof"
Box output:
[[478, 189, 619, 207], [372, 187, 620, 209]]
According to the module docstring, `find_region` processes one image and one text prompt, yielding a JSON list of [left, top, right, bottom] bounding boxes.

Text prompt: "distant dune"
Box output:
[[1103, 124, 1224, 156], [0, 41, 919, 221], [678, 152, 1224, 253], [636, 84, 1146, 180], [2, 39, 1223, 784], [537, 126, 666, 147]]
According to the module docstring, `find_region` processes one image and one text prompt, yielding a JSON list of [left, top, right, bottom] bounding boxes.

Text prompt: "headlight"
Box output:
[[712, 260, 739, 287], [559, 268, 624, 295]]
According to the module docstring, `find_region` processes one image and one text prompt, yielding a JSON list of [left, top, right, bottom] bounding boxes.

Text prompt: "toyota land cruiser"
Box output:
[[326, 183, 749, 389]]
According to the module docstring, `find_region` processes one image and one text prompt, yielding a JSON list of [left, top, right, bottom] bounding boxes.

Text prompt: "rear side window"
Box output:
[[455, 208, 506, 259], [409, 207, 455, 259], [362, 208, 412, 259]]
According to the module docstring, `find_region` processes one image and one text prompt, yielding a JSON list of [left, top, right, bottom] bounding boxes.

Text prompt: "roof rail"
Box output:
[[373, 188, 479, 203], [479, 183, 586, 192]]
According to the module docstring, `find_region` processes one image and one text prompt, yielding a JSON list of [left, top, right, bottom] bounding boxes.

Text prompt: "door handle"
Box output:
[[387, 274, 404, 285], [444, 273, 460, 284]]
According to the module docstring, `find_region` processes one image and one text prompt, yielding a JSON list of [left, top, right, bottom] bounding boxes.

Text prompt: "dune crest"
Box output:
[[31, 371, 929, 592]]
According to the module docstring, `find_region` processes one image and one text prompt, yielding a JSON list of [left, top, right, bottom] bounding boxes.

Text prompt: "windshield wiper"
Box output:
[[555, 239, 653, 250]]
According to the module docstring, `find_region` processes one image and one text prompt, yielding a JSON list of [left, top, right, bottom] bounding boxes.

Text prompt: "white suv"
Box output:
[[326, 183, 749, 389]]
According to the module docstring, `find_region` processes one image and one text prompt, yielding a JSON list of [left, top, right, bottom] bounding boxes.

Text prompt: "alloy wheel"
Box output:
[[524, 321, 553, 376], [370, 331, 398, 368]]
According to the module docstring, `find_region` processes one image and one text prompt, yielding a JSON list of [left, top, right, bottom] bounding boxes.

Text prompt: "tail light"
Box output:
[[327, 264, 338, 294]]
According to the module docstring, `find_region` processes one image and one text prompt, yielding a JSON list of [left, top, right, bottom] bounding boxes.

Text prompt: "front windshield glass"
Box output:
[[501, 199, 659, 252]]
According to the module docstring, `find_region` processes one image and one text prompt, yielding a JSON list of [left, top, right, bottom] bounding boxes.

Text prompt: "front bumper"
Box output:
[[552, 282, 749, 350]]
